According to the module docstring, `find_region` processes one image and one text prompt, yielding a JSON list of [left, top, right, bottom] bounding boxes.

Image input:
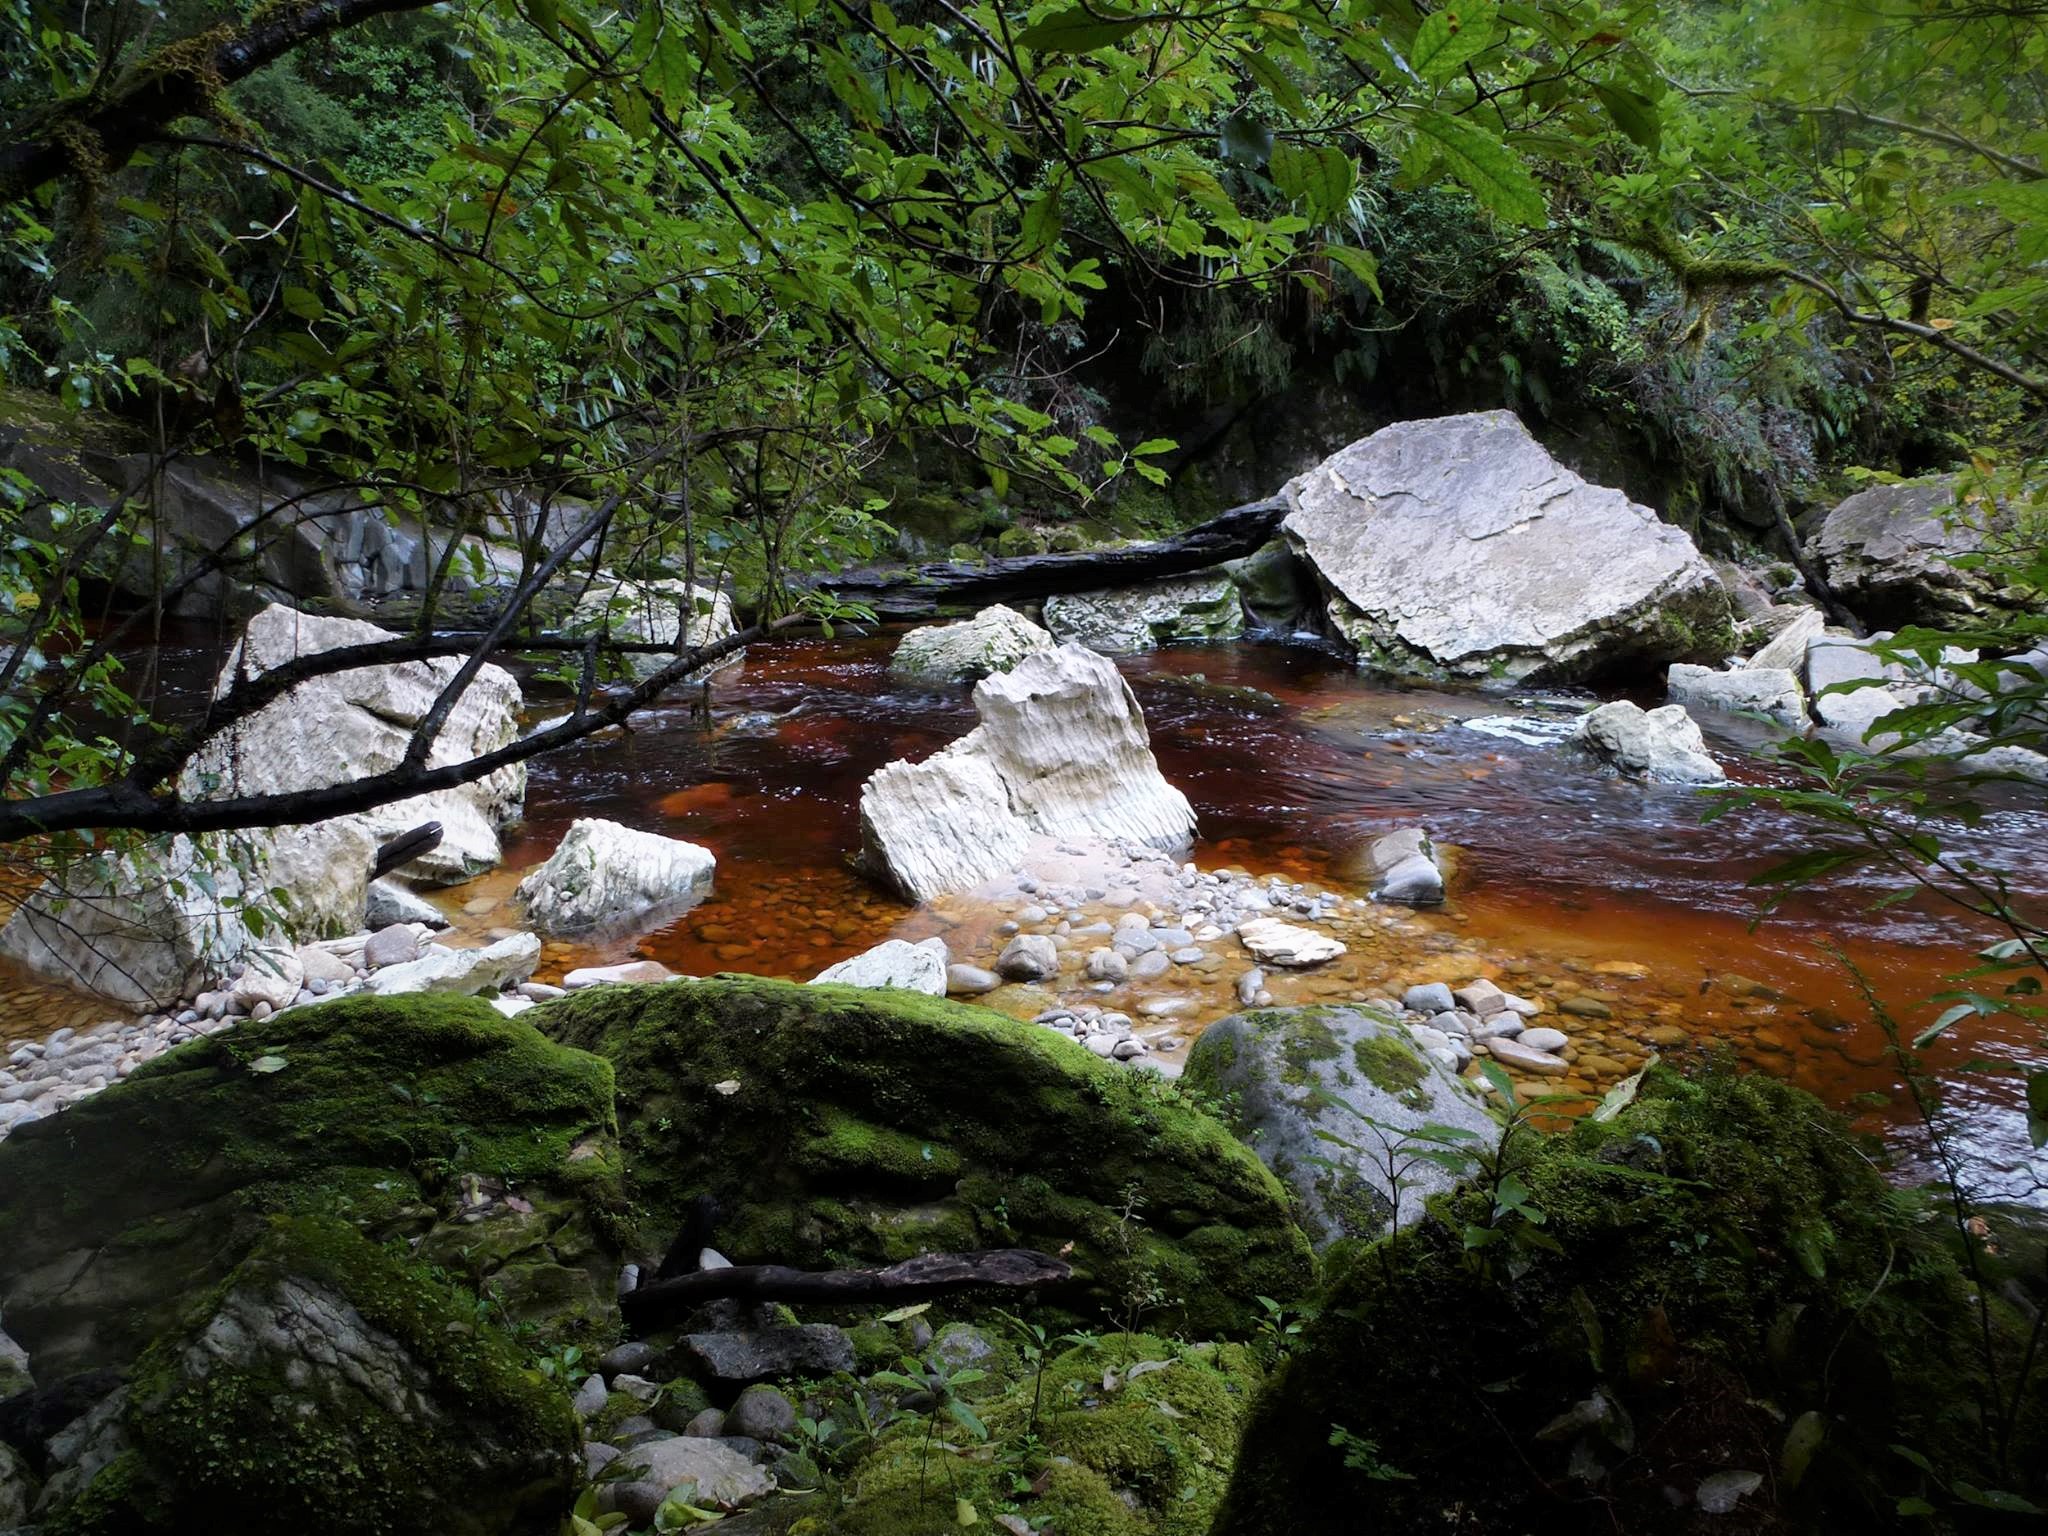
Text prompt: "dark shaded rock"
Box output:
[[682, 1327, 855, 1385]]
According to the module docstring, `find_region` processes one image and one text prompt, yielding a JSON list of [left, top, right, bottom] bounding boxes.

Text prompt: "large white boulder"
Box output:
[[858, 645, 1196, 899], [1805, 476, 2017, 625], [359, 932, 541, 997], [889, 604, 1053, 683], [810, 936, 950, 994], [567, 574, 739, 681], [1667, 663, 1807, 728], [178, 604, 525, 884], [514, 817, 715, 936], [1281, 412, 1729, 681], [1570, 701, 1726, 784], [0, 820, 376, 1009], [1042, 572, 1244, 653]]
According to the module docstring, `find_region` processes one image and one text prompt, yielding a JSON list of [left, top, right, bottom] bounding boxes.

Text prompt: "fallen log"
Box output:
[[816, 495, 1289, 618], [620, 1248, 1071, 1327]]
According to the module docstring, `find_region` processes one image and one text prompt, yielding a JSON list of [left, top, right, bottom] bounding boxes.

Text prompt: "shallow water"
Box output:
[[6, 628, 2045, 1197]]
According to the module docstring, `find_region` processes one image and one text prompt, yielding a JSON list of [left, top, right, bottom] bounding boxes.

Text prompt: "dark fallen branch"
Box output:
[[816, 495, 1289, 618], [620, 1248, 1071, 1327], [370, 822, 443, 881]]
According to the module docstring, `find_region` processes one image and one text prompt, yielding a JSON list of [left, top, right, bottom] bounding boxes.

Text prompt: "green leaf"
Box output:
[[1321, 244, 1382, 300], [1407, 110, 1547, 226], [1409, 6, 1496, 82], [1592, 82, 1661, 150], [248, 1055, 290, 1074], [1015, 9, 1147, 53], [1269, 142, 1355, 221], [1781, 1410, 1827, 1490], [1219, 111, 1275, 167]]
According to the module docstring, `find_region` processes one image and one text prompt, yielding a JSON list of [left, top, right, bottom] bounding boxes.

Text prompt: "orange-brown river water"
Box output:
[[6, 629, 2044, 1196]]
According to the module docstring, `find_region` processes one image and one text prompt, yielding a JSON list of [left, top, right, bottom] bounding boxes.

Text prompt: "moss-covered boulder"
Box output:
[[45, 1215, 577, 1536], [0, 994, 623, 1381], [1214, 1069, 2045, 1534], [1184, 1005, 1501, 1249], [532, 978, 1314, 1335], [833, 1334, 1261, 1536]]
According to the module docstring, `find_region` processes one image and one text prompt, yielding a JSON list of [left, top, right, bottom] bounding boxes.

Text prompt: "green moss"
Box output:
[[531, 978, 1313, 1336], [1216, 1068, 2040, 1535], [1350, 1034, 1430, 1110], [55, 1215, 576, 1536], [833, 1335, 1257, 1536], [0, 994, 621, 1379]]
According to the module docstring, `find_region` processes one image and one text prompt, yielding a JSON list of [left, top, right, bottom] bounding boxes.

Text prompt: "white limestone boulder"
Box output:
[[1042, 571, 1244, 653], [1570, 701, 1725, 784], [178, 604, 525, 885], [567, 574, 739, 681], [0, 820, 376, 1009], [1281, 411, 1729, 681], [889, 604, 1054, 683], [515, 817, 715, 936], [858, 645, 1196, 900], [1666, 663, 1807, 728], [810, 936, 949, 995]]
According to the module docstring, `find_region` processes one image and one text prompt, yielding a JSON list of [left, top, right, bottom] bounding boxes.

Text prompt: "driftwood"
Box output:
[[370, 821, 444, 881], [621, 1248, 1071, 1327], [817, 495, 1289, 618]]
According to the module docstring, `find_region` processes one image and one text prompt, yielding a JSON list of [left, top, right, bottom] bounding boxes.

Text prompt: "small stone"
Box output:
[[1129, 951, 1172, 982], [1170, 947, 1205, 964], [1519, 1026, 1569, 1054], [1112, 1039, 1147, 1060], [564, 960, 677, 989], [1643, 1024, 1689, 1047], [600, 1341, 660, 1377], [1560, 995, 1615, 1020], [726, 1384, 797, 1442], [1237, 969, 1265, 1006], [1452, 979, 1509, 1016], [1485, 1036, 1570, 1076], [1085, 947, 1129, 983], [573, 1373, 610, 1419], [1403, 982, 1456, 1014], [362, 925, 422, 969], [613, 1373, 662, 1404], [683, 1408, 727, 1438], [997, 934, 1059, 982], [946, 964, 1001, 996]]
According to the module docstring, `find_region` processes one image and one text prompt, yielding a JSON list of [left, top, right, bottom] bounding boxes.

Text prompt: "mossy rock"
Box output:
[[531, 978, 1314, 1335], [832, 1334, 1260, 1536], [1215, 1068, 2045, 1534], [1184, 1005, 1500, 1249], [0, 994, 623, 1380], [46, 1214, 577, 1536]]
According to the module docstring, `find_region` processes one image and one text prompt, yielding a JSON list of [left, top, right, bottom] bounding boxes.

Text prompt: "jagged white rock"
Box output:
[[1570, 701, 1725, 784], [889, 604, 1054, 682], [178, 604, 525, 885], [810, 937, 949, 995], [567, 575, 739, 681], [859, 645, 1196, 899], [1282, 411, 1728, 680], [1236, 918, 1347, 966], [1743, 608, 1826, 672], [1666, 663, 1807, 728], [515, 817, 715, 936], [1042, 572, 1244, 653], [359, 932, 541, 997]]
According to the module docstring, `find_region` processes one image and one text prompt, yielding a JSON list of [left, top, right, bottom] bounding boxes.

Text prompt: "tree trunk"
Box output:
[[816, 496, 1289, 618]]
